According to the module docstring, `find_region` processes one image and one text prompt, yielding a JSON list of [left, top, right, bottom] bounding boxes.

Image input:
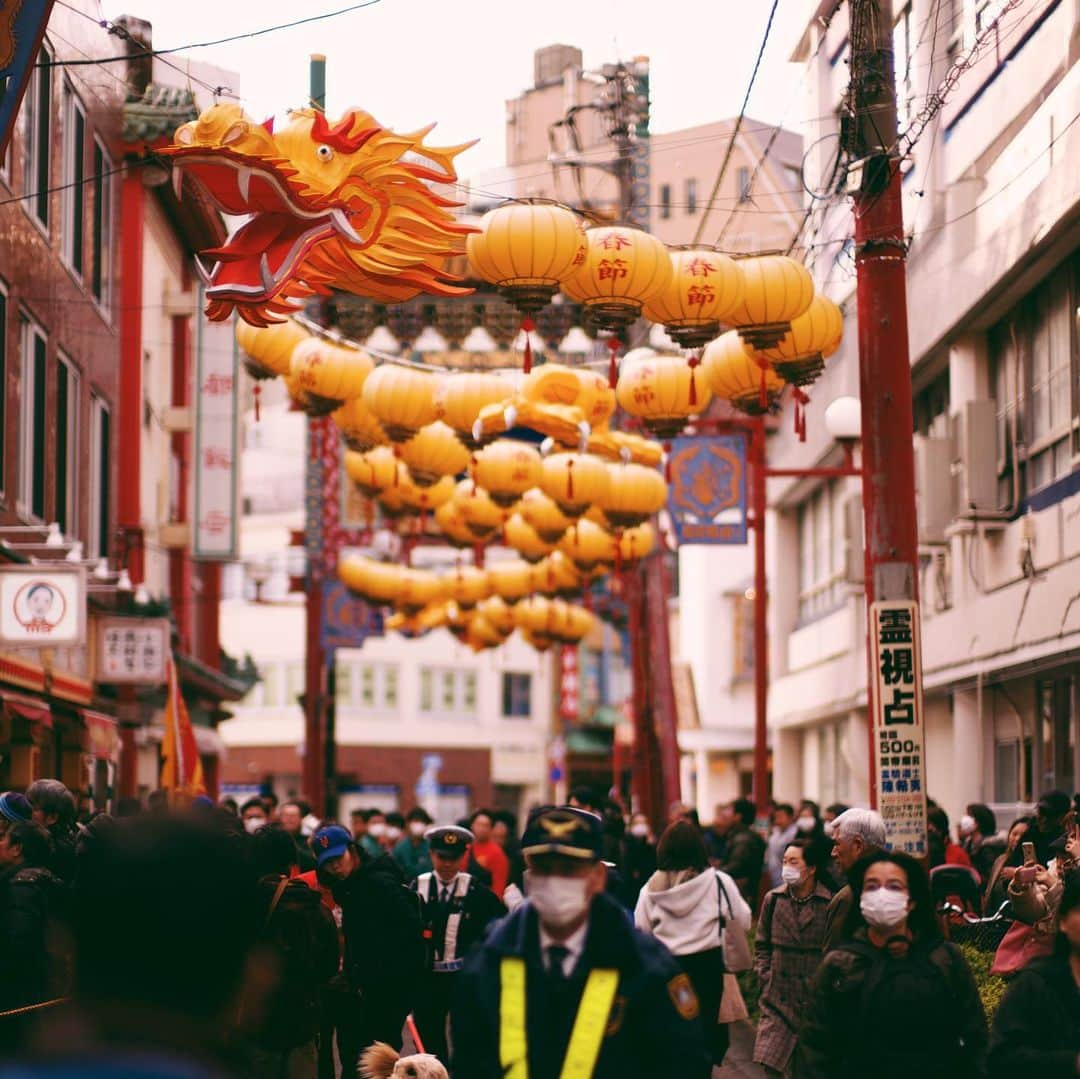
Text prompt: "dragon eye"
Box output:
[[316, 144, 334, 162]]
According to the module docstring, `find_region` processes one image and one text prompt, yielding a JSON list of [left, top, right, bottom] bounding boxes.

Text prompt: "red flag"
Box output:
[[160, 655, 205, 797]]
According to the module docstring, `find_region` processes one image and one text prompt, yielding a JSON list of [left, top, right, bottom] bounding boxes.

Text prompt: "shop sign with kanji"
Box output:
[[870, 600, 928, 856], [95, 618, 169, 684], [559, 645, 579, 721]]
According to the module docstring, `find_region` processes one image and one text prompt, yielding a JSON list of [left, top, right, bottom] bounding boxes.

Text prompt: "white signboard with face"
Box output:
[[0, 566, 86, 646]]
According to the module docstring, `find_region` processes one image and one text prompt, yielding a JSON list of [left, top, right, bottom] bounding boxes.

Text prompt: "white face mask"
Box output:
[[368, 822, 387, 838], [244, 817, 267, 834], [409, 821, 427, 837], [959, 815, 976, 837], [796, 817, 815, 833], [781, 864, 804, 885], [860, 888, 910, 929], [525, 872, 591, 929], [630, 823, 649, 838]]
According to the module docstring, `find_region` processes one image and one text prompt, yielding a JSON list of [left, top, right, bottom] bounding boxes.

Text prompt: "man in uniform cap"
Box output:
[[451, 806, 710, 1079], [410, 825, 505, 1064]]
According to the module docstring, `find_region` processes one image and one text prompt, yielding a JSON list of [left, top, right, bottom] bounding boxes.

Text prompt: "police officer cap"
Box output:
[[520, 806, 602, 860], [426, 824, 474, 855]]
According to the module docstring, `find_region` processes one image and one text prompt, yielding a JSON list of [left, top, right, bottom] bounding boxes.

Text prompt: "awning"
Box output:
[[0, 693, 52, 728], [82, 711, 119, 759]]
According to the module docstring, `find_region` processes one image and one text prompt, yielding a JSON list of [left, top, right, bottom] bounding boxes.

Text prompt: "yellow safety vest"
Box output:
[[499, 955, 619, 1079]]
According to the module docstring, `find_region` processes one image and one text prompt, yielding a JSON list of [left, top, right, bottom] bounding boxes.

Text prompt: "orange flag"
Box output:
[[160, 655, 205, 797]]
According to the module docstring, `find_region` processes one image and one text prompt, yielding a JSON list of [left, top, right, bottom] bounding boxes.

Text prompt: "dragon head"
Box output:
[[165, 103, 476, 325]]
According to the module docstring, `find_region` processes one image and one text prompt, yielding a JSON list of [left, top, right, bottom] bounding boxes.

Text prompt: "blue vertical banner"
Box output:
[[0, 2, 57, 158], [666, 433, 749, 545]]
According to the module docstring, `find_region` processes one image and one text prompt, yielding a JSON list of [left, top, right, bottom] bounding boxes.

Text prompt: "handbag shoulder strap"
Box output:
[[715, 872, 729, 935], [262, 875, 291, 931]]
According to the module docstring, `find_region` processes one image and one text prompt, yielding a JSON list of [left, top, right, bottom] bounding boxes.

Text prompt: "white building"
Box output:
[[678, 0, 1079, 829]]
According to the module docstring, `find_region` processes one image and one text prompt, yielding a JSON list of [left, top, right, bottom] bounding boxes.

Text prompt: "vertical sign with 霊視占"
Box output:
[[870, 600, 928, 856], [666, 433, 748, 545], [193, 297, 240, 558], [0, 2, 56, 158]]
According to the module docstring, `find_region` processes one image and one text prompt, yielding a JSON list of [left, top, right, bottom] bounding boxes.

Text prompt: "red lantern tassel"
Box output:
[[793, 388, 809, 443], [566, 457, 574, 500], [253, 384, 261, 423], [688, 352, 701, 407], [522, 317, 535, 375], [664, 441, 672, 483], [607, 336, 620, 389], [473, 542, 485, 569]]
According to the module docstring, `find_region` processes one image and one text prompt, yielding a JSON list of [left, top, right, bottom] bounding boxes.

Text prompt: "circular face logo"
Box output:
[[13, 580, 67, 635]]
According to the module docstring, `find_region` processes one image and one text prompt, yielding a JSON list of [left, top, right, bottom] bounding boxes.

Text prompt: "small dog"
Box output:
[[358, 1042, 449, 1079]]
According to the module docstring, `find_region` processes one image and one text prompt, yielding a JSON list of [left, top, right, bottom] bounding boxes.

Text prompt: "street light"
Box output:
[[824, 395, 862, 441]]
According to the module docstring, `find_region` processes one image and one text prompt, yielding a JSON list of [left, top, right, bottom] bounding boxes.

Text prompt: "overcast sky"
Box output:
[[104, 0, 817, 177]]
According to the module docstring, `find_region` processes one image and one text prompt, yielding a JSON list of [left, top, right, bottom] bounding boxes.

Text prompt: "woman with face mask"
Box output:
[[795, 851, 988, 1079], [633, 820, 751, 1068], [752, 839, 831, 1075]]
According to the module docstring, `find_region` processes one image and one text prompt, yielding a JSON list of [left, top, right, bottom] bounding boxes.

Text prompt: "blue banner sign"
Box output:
[[0, 3, 56, 158], [667, 433, 749, 545], [320, 578, 382, 652]]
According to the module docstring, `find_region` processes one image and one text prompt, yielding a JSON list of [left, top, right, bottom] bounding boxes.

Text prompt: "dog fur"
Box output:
[[358, 1041, 449, 1079]]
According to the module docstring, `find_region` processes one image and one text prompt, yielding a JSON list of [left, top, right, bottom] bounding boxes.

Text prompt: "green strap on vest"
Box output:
[[499, 955, 619, 1079]]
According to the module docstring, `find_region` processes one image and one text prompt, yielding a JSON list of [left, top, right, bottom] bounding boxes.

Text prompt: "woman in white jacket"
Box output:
[[634, 819, 752, 1067]]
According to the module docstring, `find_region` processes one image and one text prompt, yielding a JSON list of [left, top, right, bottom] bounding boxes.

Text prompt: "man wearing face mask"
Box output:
[[451, 806, 711, 1079], [393, 806, 434, 882], [822, 807, 887, 954], [240, 797, 269, 835]]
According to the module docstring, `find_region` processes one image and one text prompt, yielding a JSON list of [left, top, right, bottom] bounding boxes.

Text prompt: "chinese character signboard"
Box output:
[[95, 617, 169, 684], [0, 566, 85, 646], [320, 579, 382, 653], [559, 645, 579, 721], [193, 302, 239, 558], [667, 433, 748, 545], [0, 2, 56, 158], [870, 600, 928, 856]]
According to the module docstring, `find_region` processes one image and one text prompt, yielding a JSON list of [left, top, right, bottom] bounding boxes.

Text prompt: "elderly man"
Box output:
[[452, 806, 710, 1079], [822, 807, 887, 953]]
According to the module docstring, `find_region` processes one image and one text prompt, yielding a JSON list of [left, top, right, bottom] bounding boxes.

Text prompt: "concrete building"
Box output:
[[679, 0, 1080, 828]]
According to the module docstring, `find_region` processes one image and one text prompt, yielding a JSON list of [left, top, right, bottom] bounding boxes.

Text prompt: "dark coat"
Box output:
[[0, 863, 66, 1011], [822, 883, 853, 954], [794, 930, 987, 1079], [451, 892, 711, 1079], [411, 872, 505, 971], [988, 952, 1080, 1077], [717, 824, 765, 905]]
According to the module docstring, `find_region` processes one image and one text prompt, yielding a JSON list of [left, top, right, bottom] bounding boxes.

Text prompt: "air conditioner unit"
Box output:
[[951, 400, 999, 515], [913, 434, 954, 545], [843, 493, 864, 583]]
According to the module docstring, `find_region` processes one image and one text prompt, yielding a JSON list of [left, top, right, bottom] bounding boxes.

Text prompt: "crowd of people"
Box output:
[[0, 779, 1074, 1077]]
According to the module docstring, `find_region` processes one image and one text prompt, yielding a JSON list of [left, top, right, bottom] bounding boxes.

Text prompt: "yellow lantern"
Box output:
[[560, 518, 615, 573], [398, 473, 456, 513], [434, 499, 480, 548], [461, 614, 508, 652], [395, 568, 445, 616], [332, 395, 387, 452], [552, 602, 595, 644], [435, 373, 514, 448], [562, 226, 673, 333], [400, 422, 470, 487], [519, 627, 553, 652], [727, 255, 815, 349], [488, 559, 535, 604], [454, 479, 506, 539], [338, 556, 401, 606], [235, 318, 309, 380], [362, 364, 441, 442], [443, 565, 489, 609], [755, 295, 843, 386], [615, 352, 712, 438], [539, 452, 610, 518], [618, 521, 656, 563], [532, 551, 583, 598], [344, 446, 398, 498], [514, 595, 552, 635], [519, 488, 572, 543], [290, 337, 374, 413], [643, 247, 745, 348], [598, 463, 668, 529], [471, 440, 542, 508], [504, 514, 555, 562], [703, 331, 786, 415], [376, 478, 412, 520], [478, 595, 517, 635], [520, 364, 617, 432]]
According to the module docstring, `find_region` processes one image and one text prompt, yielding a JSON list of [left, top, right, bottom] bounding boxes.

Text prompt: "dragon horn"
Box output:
[[261, 116, 275, 135]]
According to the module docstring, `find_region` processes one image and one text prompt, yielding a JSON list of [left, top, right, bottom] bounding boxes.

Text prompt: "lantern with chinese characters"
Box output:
[[395, 568, 445, 616], [454, 479, 505, 540], [727, 255, 815, 349], [703, 331, 785, 414], [615, 352, 712, 438], [400, 422, 471, 487], [362, 364, 441, 442], [643, 247, 745, 348], [598, 462, 668, 529], [235, 318, 309, 380], [559, 518, 615, 573], [332, 395, 387, 452], [290, 337, 374, 414], [435, 372, 515, 448], [435, 498, 479, 548], [539, 451, 610, 518], [443, 564, 490, 609], [617, 521, 656, 563], [344, 446, 398, 498], [754, 295, 843, 386], [338, 555, 401, 606], [519, 488, 572, 543], [471, 440, 542, 508], [398, 473, 456, 514], [488, 559, 535, 604], [504, 514, 555, 562], [467, 201, 586, 373]]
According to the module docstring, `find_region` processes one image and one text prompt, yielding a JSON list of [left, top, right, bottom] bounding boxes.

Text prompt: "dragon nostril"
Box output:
[[222, 122, 247, 145], [174, 125, 195, 146]]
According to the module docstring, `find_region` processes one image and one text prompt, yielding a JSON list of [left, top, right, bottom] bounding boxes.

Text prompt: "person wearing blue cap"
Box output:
[[0, 792, 32, 828], [451, 806, 710, 1079]]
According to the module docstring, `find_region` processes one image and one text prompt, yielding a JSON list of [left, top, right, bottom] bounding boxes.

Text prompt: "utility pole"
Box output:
[[848, 0, 926, 842]]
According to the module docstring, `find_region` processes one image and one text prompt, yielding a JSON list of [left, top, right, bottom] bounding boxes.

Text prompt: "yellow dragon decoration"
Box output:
[[164, 104, 476, 325]]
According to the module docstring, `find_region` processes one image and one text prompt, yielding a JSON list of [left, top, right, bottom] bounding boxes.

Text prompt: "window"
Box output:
[[55, 355, 79, 534], [990, 255, 1078, 501], [913, 369, 950, 438], [736, 166, 751, 201], [685, 178, 697, 215], [797, 480, 846, 622], [337, 662, 398, 713], [22, 44, 51, 228], [658, 183, 671, 220], [88, 395, 110, 558], [91, 139, 113, 309], [501, 672, 532, 718], [419, 667, 478, 719], [975, 0, 1009, 36], [893, 3, 915, 133], [61, 83, 85, 275], [18, 316, 47, 519]]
